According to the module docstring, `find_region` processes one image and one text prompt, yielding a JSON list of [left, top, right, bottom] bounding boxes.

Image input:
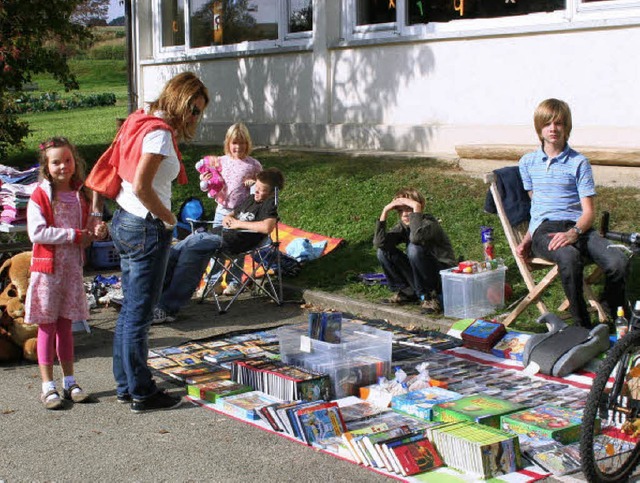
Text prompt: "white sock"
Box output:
[[42, 381, 56, 394], [63, 375, 77, 390]]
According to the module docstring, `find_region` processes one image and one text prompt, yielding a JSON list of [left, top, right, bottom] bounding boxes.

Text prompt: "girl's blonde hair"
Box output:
[[38, 137, 86, 183], [223, 122, 253, 158], [148, 72, 210, 142], [534, 98, 572, 145]]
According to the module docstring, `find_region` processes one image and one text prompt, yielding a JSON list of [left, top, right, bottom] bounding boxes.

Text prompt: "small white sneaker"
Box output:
[[222, 284, 239, 296]]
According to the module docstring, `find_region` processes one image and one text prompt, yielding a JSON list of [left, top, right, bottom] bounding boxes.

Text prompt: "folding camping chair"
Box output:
[[484, 168, 607, 326], [195, 188, 284, 314]]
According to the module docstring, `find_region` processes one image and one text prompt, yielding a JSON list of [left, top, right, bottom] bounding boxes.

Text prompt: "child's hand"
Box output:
[[200, 172, 213, 181], [79, 229, 93, 248], [94, 222, 108, 240], [244, 179, 256, 187]]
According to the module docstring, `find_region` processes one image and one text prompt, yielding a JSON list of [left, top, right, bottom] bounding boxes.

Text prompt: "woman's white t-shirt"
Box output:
[[116, 128, 180, 219]]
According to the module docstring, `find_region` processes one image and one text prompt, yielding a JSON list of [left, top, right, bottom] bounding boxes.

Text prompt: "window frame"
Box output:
[[153, 0, 313, 59], [341, 0, 640, 44]]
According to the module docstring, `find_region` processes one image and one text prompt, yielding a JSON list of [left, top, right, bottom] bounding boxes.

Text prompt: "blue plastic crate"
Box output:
[[89, 240, 120, 269]]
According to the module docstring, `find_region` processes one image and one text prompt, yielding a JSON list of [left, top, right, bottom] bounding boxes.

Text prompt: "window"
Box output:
[[288, 0, 313, 33], [161, 0, 185, 48], [346, 0, 640, 41], [158, 0, 312, 54]]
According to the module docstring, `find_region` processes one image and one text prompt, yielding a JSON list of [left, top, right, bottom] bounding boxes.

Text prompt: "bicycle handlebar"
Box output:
[[600, 211, 640, 247]]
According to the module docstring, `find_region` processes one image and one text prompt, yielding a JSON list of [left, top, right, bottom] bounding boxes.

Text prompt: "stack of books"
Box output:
[[231, 357, 332, 402], [256, 399, 347, 444], [461, 319, 506, 352], [345, 425, 444, 476], [427, 421, 521, 479]]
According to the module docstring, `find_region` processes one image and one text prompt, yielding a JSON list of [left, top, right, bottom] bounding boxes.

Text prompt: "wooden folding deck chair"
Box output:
[[484, 168, 607, 326]]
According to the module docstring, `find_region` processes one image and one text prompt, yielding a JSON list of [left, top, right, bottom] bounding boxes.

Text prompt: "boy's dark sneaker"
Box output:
[[130, 390, 183, 414], [382, 291, 416, 305], [116, 394, 132, 404], [420, 298, 442, 315]]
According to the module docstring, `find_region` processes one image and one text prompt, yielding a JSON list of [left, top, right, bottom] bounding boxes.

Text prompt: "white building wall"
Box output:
[[134, 2, 640, 156]]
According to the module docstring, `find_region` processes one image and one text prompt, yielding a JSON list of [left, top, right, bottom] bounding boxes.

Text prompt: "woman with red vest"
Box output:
[[95, 72, 209, 413]]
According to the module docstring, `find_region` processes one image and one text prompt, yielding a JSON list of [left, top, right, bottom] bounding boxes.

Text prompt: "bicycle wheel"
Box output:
[[581, 330, 640, 482]]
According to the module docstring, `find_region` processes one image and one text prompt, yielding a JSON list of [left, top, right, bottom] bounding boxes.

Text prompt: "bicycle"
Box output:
[[580, 212, 640, 482]]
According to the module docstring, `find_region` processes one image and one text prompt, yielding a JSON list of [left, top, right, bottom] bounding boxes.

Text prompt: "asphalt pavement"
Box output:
[[1, 286, 569, 482]]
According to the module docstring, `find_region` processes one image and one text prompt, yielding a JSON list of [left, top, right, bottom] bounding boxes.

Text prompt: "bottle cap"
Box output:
[[617, 306, 625, 317]]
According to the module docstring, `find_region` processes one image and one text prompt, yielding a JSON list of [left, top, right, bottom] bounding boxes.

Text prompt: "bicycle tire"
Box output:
[[581, 330, 640, 482]]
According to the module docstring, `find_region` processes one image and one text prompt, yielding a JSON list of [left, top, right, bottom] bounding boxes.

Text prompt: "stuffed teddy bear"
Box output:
[[0, 295, 37, 361], [0, 251, 37, 362], [195, 155, 225, 199], [0, 251, 32, 301]]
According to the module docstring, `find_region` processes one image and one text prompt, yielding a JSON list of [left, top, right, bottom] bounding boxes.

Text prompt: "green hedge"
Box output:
[[8, 92, 117, 114]]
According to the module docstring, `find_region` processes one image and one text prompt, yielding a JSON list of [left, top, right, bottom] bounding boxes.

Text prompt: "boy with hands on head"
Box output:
[[374, 187, 456, 314]]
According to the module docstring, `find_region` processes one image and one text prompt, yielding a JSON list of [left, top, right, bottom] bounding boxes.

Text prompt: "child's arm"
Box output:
[[27, 199, 91, 245], [225, 215, 276, 235]]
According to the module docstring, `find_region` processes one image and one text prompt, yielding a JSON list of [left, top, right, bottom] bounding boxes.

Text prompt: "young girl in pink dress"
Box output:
[[25, 137, 107, 409]]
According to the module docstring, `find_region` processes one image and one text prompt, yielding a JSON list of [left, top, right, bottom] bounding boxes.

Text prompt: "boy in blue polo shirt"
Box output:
[[516, 98, 628, 328]]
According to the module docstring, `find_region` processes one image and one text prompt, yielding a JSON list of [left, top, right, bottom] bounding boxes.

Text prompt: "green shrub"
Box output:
[[88, 44, 126, 60], [8, 92, 117, 114]]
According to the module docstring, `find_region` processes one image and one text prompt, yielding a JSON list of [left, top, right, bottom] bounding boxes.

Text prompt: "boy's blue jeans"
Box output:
[[377, 243, 448, 299], [110, 209, 172, 400], [158, 231, 223, 314]]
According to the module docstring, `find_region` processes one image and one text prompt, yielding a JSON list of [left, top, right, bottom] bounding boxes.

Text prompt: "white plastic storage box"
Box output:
[[277, 321, 392, 399], [440, 266, 507, 319]]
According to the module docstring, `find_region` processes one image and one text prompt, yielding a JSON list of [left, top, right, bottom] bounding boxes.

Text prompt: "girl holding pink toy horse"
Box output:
[[197, 122, 262, 228]]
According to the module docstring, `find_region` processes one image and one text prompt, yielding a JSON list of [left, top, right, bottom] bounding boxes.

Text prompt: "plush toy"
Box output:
[[1, 296, 37, 361], [0, 251, 32, 301], [0, 251, 37, 362], [195, 155, 225, 199]]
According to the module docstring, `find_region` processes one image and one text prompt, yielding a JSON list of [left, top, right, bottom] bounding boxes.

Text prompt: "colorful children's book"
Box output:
[[202, 348, 245, 364], [490, 331, 531, 361], [532, 445, 582, 476], [391, 386, 462, 421], [433, 395, 524, 428], [217, 391, 282, 420], [341, 423, 391, 465], [500, 404, 594, 444], [296, 401, 347, 445], [390, 437, 444, 476]]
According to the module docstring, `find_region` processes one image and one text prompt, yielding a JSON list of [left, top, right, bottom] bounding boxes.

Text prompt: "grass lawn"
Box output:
[[7, 58, 640, 333]]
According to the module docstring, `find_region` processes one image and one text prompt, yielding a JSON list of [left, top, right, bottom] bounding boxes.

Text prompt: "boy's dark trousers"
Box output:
[[377, 243, 448, 299], [531, 220, 628, 328]]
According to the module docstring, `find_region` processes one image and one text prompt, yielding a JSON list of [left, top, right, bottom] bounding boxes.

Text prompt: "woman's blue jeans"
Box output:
[[110, 208, 173, 400]]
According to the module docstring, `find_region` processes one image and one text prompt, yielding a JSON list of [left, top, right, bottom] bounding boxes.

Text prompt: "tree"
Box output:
[[72, 0, 110, 27], [0, 0, 92, 158]]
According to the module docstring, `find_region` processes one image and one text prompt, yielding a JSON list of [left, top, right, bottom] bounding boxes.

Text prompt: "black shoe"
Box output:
[[116, 393, 132, 404], [130, 390, 183, 414]]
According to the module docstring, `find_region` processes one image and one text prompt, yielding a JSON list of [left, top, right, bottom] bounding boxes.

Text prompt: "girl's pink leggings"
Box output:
[[37, 318, 74, 366]]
